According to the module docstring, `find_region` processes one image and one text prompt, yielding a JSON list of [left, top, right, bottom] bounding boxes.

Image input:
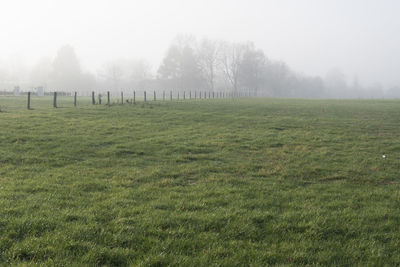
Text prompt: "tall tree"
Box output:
[[158, 37, 203, 90], [198, 38, 220, 91], [51, 45, 82, 90], [219, 42, 247, 95], [238, 43, 267, 96]]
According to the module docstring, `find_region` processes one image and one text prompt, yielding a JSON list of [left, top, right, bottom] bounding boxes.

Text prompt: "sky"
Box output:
[[0, 0, 399, 87]]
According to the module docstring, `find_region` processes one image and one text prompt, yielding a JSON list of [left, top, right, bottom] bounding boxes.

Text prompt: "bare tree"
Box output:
[[219, 42, 247, 95], [197, 38, 220, 91]]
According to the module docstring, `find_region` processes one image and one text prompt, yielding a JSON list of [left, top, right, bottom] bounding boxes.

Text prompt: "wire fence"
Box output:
[[0, 90, 252, 110]]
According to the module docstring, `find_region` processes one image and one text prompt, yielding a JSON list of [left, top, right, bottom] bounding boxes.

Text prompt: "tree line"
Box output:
[[0, 35, 397, 98]]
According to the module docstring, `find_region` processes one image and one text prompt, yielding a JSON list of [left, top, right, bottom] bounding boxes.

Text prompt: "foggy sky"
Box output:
[[0, 0, 399, 87]]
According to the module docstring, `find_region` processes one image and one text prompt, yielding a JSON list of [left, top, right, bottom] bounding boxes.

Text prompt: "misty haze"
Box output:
[[0, 1, 400, 266], [1, 0, 400, 98]]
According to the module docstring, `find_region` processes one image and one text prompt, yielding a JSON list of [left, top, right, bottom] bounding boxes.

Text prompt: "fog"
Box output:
[[1, 0, 399, 98]]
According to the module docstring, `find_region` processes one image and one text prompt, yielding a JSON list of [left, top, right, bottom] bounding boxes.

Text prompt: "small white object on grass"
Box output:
[[382, 155, 386, 159]]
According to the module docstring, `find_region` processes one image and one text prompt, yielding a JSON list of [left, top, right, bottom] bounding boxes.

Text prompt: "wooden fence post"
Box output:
[[170, 91, 172, 100], [92, 91, 95, 105], [53, 92, 57, 108], [133, 91, 136, 104], [27, 92, 31, 110], [163, 91, 165, 101], [144, 91, 146, 102], [154, 91, 156, 101], [183, 91, 185, 100], [74, 92, 77, 107], [107, 91, 110, 106], [99, 94, 102, 105]]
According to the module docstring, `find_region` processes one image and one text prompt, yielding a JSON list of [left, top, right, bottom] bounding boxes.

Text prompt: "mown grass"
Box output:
[[0, 96, 400, 266]]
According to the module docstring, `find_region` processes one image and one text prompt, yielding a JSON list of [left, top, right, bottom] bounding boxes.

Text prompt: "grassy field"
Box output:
[[0, 96, 400, 266]]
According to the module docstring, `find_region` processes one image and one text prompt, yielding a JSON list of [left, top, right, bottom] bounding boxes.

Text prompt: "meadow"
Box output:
[[0, 96, 399, 266]]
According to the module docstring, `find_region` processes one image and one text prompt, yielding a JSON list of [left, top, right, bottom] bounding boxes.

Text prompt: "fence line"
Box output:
[[16, 90, 248, 110]]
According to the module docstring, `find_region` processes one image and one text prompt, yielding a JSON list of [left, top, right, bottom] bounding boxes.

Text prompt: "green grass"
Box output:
[[0, 96, 400, 266]]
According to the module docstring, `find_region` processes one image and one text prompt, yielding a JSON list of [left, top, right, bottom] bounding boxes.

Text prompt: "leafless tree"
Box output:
[[219, 42, 247, 95], [197, 38, 220, 91]]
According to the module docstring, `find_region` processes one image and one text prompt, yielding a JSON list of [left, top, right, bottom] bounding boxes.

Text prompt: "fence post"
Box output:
[[144, 91, 146, 102], [183, 91, 185, 100], [27, 92, 31, 110], [107, 91, 110, 105], [121, 92, 124, 104], [53, 92, 57, 108], [92, 91, 95, 105], [154, 91, 156, 101], [163, 91, 165, 101], [99, 94, 102, 105], [133, 91, 136, 104], [170, 91, 172, 100], [74, 92, 77, 107]]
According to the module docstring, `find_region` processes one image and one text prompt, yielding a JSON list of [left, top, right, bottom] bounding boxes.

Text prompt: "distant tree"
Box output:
[[219, 42, 247, 95], [158, 36, 203, 90], [238, 43, 267, 96], [197, 38, 220, 91], [97, 58, 153, 92], [181, 45, 203, 90], [130, 60, 152, 82], [50, 45, 82, 91], [158, 44, 182, 89]]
